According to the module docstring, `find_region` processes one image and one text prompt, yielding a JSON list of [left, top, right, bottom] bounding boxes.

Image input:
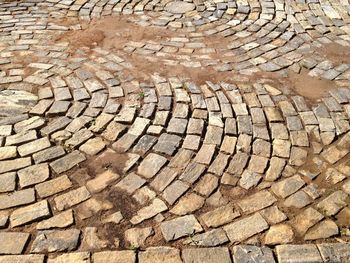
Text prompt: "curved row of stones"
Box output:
[[0, 0, 350, 262]]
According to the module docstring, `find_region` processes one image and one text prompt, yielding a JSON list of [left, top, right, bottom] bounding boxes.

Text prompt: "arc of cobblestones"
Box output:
[[0, 0, 350, 262]]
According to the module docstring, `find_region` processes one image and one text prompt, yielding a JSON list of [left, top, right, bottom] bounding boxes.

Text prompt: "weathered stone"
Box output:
[[264, 224, 294, 245], [93, 251, 136, 263], [50, 150, 86, 174], [271, 175, 305, 198], [0, 255, 44, 263], [0, 172, 16, 193], [86, 170, 120, 193], [293, 207, 324, 235], [54, 186, 91, 211], [170, 193, 204, 215], [18, 163, 50, 188], [276, 244, 322, 263], [80, 227, 108, 250], [316, 190, 348, 216], [18, 137, 51, 156], [115, 173, 146, 194], [0, 232, 30, 254], [139, 247, 181, 263], [37, 210, 74, 230], [31, 229, 81, 253], [48, 252, 90, 263], [10, 200, 50, 227], [232, 245, 275, 263], [304, 220, 338, 240], [182, 248, 231, 263], [0, 146, 17, 161], [36, 175, 72, 198], [237, 190, 277, 214], [137, 153, 167, 178], [201, 204, 240, 228], [160, 215, 203, 241], [125, 227, 154, 247], [223, 213, 268, 242], [0, 188, 35, 209], [0, 157, 31, 174], [184, 228, 228, 246], [162, 180, 189, 205], [317, 243, 350, 263], [130, 198, 167, 224]]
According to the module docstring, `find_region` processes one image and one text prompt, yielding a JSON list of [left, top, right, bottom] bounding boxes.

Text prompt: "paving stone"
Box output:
[[184, 228, 228, 246], [54, 186, 91, 211], [10, 200, 50, 227], [115, 173, 146, 194], [276, 244, 323, 263], [125, 227, 154, 248], [304, 220, 338, 240], [182, 248, 231, 263], [87, 170, 120, 193], [137, 153, 167, 178], [170, 193, 204, 216], [223, 213, 268, 243], [36, 175, 72, 198], [139, 247, 181, 263], [17, 137, 51, 156], [264, 224, 294, 245], [50, 150, 86, 174], [31, 229, 81, 253], [130, 198, 168, 224], [160, 215, 203, 241], [37, 209, 74, 230], [316, 190, 348, 216], [271, 175, 305, 198], [0, 232, 30, 254], [0, 255, 45, 263], [0, 188, 35, 210], [237, 190, 277, 214], [93, 251, 136, 263], [0, 172, 16, 193], [18, 163, 50, 188], [317, 243, 350, 263], [232, 245, 276, 263], [48, 252, 90, 263], [293, 207, 324, 235]]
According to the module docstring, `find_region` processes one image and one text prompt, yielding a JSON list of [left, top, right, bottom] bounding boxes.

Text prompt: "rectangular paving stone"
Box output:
[[0, 146, 17, 161], [232, 245, 275, 263], [0, 255, 45, 263], [0, 157, 31, 174], [17, 137, 51, 157], [130, 198, 168, 224], [317, 243, 350, 263], [182, 248, 231, 263], [41, 116, 71, 136], [0, 172, 16, 193], [223, 213, 269, 243], [0, 232, 30, 254], [5, 130, 37, 146], [237, 190, 277, 214], [0, 188, 35, 210], [54, 186, 91, 211], [35, 175, 72, 198], [276, 244, 323, 263], [160, 215, 203, 241], [50, 150, 86, 174], [93, 251, 136, 263], [137, 153, 167, 179], [10, 200, 50, 227], [18, 163, 50, 188], [33, 146, 66, 164]]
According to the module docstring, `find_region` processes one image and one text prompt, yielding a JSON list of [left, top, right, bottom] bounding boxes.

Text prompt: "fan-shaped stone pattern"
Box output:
[[0, 0, 350, 261]]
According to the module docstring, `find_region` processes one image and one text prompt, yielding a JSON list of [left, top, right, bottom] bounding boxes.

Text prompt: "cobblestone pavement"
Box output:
[[1, 0, 350, 262]]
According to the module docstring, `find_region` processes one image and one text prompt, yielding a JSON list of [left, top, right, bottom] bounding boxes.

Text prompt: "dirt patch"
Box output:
[[87, 151, 130, 176], [57, 15, 176, 50], [316, 43, 350, 64]]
